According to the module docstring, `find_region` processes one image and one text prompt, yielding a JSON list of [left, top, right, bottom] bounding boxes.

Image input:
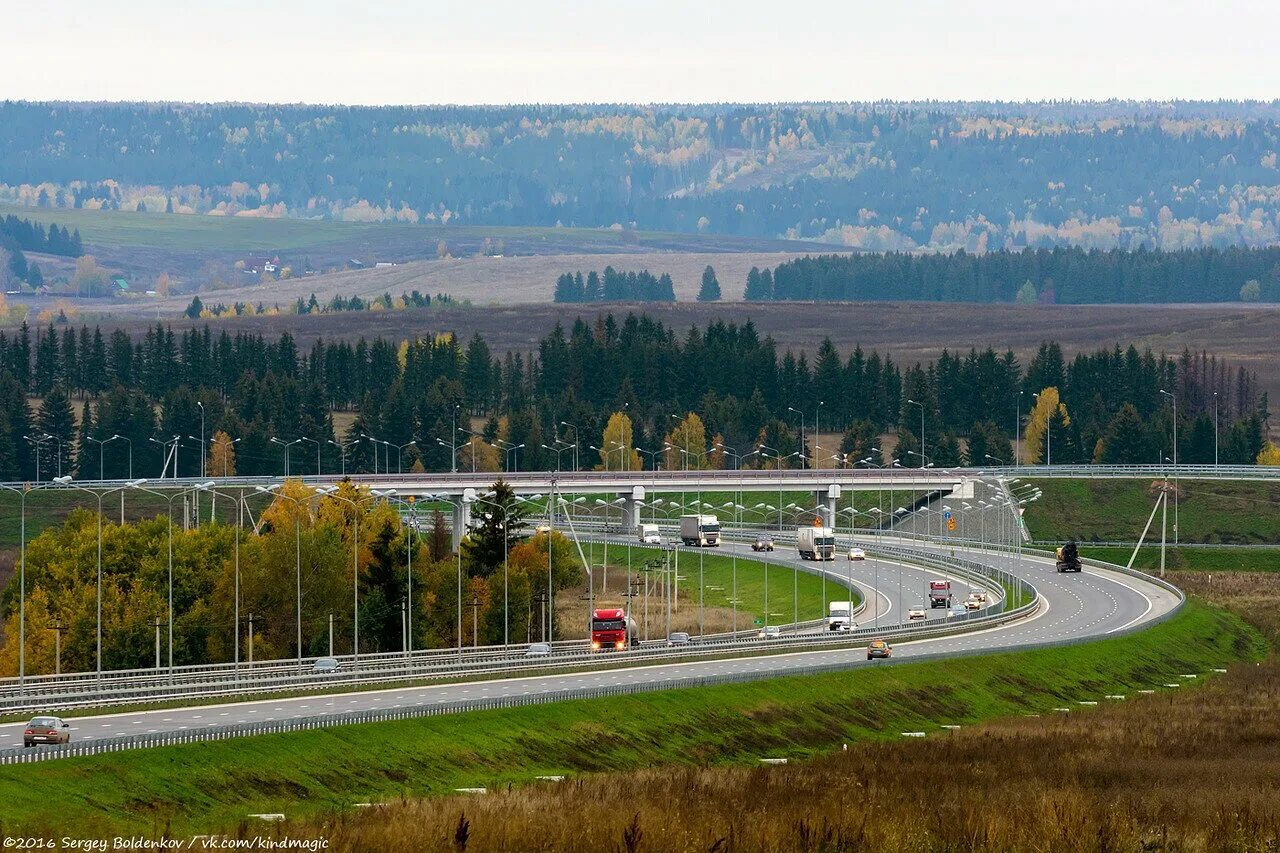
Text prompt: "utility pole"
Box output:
[[247, 613, 255, 665], [153, 615, 162, 670], [471, 596, 480, 648], [328, 613, 334, 657], [48, 621, 65, 675]]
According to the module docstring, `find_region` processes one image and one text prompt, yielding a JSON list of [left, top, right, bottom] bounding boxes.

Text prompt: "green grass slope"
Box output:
[[1022, 477, 1280, 544], [0, 601, 1258, 836]]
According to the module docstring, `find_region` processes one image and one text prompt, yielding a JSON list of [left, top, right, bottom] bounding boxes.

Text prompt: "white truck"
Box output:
[[796, 525, 836, 560], [679, 514, 720, 547], [827, 600, 854, 631], [637, 523, 661, 544]]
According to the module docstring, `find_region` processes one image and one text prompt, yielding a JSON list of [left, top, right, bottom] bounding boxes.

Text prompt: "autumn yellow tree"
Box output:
[[1023, 387, 1070, 465], [665, 412, 709, 470], [596, 412, 643, 471], [1258, 443, 1280, 465], [207, 430, 238, 477], [458, 435, 500, 472], [155, 271, 171, 298]]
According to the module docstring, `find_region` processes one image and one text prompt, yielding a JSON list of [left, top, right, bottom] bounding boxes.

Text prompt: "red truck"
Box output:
[[590, 608, 636, 651], [929, 579, 952, 609]]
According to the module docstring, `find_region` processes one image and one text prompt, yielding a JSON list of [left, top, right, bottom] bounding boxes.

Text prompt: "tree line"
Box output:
[[752, 247, 1280, 304], [7, 102, 1280, 251], [0, 313, 1269, 483], [0, 479, 584, 676], [554, 267, 676, 303]]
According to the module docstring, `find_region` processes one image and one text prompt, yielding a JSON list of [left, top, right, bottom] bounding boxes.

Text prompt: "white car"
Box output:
[[525, 642, 551, 657], [847, 548, 866, 561], [758, 625, 782, 640], [964, 598, 982, 610], [973, 591, 988, 603], [907, 606, 927, 620]]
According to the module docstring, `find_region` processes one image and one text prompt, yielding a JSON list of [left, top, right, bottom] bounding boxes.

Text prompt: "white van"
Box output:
[[637, 523, 661, 544]]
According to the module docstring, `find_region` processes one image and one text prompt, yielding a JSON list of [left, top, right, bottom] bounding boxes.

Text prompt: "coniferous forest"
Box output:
[[0, 315, 1266, 483]]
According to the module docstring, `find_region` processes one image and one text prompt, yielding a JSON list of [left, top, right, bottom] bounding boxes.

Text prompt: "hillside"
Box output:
[[4, 102, 1280, 252]]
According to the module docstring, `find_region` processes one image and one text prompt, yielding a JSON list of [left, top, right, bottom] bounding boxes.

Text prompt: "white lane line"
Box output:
[[1093, 571, 1156, 633]]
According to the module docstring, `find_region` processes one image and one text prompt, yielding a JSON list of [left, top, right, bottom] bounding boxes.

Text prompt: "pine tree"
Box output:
[[36, 384, 76, 478], [697, 265, 721, 302]]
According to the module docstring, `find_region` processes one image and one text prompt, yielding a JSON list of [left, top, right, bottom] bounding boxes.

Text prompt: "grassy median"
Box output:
[[0, 599, 1259, 837]]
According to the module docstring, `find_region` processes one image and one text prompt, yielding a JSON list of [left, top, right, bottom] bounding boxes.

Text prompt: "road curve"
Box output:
[[0, 538, 1176, 751]]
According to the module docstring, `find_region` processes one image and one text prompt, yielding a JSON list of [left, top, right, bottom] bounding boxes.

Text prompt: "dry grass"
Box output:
[[282, 580, 1280, 852], [83, 301, 1280, 409], [309, 662, 1280, 852], [120, 251, 828, 312]]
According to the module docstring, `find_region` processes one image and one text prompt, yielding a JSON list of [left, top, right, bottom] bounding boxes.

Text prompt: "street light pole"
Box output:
[[1160, 388, 1179, 547], [907, 399, 925, 467]]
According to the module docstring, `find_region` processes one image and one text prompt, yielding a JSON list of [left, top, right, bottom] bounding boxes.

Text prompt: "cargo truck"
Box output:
[[796, 525, 836, 560], [929, 579, 952, 608], [590, 608, 637, 651], [680, 514, 720, 547], [1055, 541, 1082, 573], [827, 600, 854, 631], [637, 523, 661, 544]]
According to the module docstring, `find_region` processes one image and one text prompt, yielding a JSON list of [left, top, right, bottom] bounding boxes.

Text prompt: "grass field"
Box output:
[[0, 488, 276, 550], [1022, 477, 1280, 544], [0, 599, 1254, 837], [570, 544, 862, 634], [0, 203, 807, 253], [1080, 544, 1280, 573]]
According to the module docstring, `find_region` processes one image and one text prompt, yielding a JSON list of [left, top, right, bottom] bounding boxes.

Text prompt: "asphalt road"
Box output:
[[0, 537, 1175, 751]]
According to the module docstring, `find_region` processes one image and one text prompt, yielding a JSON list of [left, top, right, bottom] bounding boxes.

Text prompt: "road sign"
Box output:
[[943, 509, 952, 521], [947, 518, 956, 531], [753, 618, 763, 626]]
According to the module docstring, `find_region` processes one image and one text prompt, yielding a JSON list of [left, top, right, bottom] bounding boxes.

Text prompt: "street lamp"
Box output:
[[328, 439, 358, 476], [254, 483, 308, 669], [270, 437, 303, 477], [130, 479, 215, 674], [559, 421, 580, 472], [906, 399, 925, 467], [787, 406, 807, 468], [1160, 388, 1179, 547], [315, 484, 386, 662]]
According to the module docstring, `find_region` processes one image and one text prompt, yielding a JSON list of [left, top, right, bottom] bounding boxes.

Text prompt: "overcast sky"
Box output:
[[6, 0, 1277, 104]]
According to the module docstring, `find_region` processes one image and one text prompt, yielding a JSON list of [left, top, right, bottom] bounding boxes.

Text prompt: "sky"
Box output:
[[5, 0, 1279, 104]]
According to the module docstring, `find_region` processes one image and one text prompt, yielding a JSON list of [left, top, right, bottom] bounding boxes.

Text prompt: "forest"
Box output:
[[4, 102, 1280, 250], [756, 246, 1280, 304], [0, 479, 584, 676], [0, 314, 1268, 485]]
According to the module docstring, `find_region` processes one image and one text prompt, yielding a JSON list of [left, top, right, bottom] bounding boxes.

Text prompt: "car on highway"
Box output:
[[525, 642, 552, 657], [751, 537, 775, 552], [866, 639, 892, 660], [666, 631, 691, 646], [964, 598, 982, 610], [757, 625, 782, 640], [23, 716, 70, 747], [973, 591, 988, 602], [847, 547, 866, 561], [907, 606, 927, 620], [312, 656, 340, 674], [535, 524, 552, 535]]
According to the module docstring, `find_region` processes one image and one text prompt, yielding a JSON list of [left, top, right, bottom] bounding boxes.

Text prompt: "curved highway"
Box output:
[[0, 534, 1176, 751]]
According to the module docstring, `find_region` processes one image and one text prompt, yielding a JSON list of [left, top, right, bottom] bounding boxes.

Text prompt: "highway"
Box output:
[[0, 538, 1177, 752]]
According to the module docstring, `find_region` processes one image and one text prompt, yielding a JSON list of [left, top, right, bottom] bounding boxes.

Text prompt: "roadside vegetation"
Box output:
[[0, 600, 1255, 838], [1024, 477, 1280, 544]]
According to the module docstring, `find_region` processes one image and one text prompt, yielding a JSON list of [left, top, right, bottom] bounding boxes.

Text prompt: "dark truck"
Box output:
[[1055, 541, 1083, 573]]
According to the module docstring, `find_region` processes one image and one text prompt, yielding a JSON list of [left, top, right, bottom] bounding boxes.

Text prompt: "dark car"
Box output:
[[751, 537, 775, 552], [866, 639, 892, 660], [24, 715, 70, 747]]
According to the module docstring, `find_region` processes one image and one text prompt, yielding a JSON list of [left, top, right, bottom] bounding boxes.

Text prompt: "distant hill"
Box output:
[[4, 101, 1280, 252]]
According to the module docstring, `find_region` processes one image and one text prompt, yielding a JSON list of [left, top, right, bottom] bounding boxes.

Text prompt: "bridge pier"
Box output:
[[451, 500, 471, 549], [814, 484, 840, 527], [618, 486, 645, 533]]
